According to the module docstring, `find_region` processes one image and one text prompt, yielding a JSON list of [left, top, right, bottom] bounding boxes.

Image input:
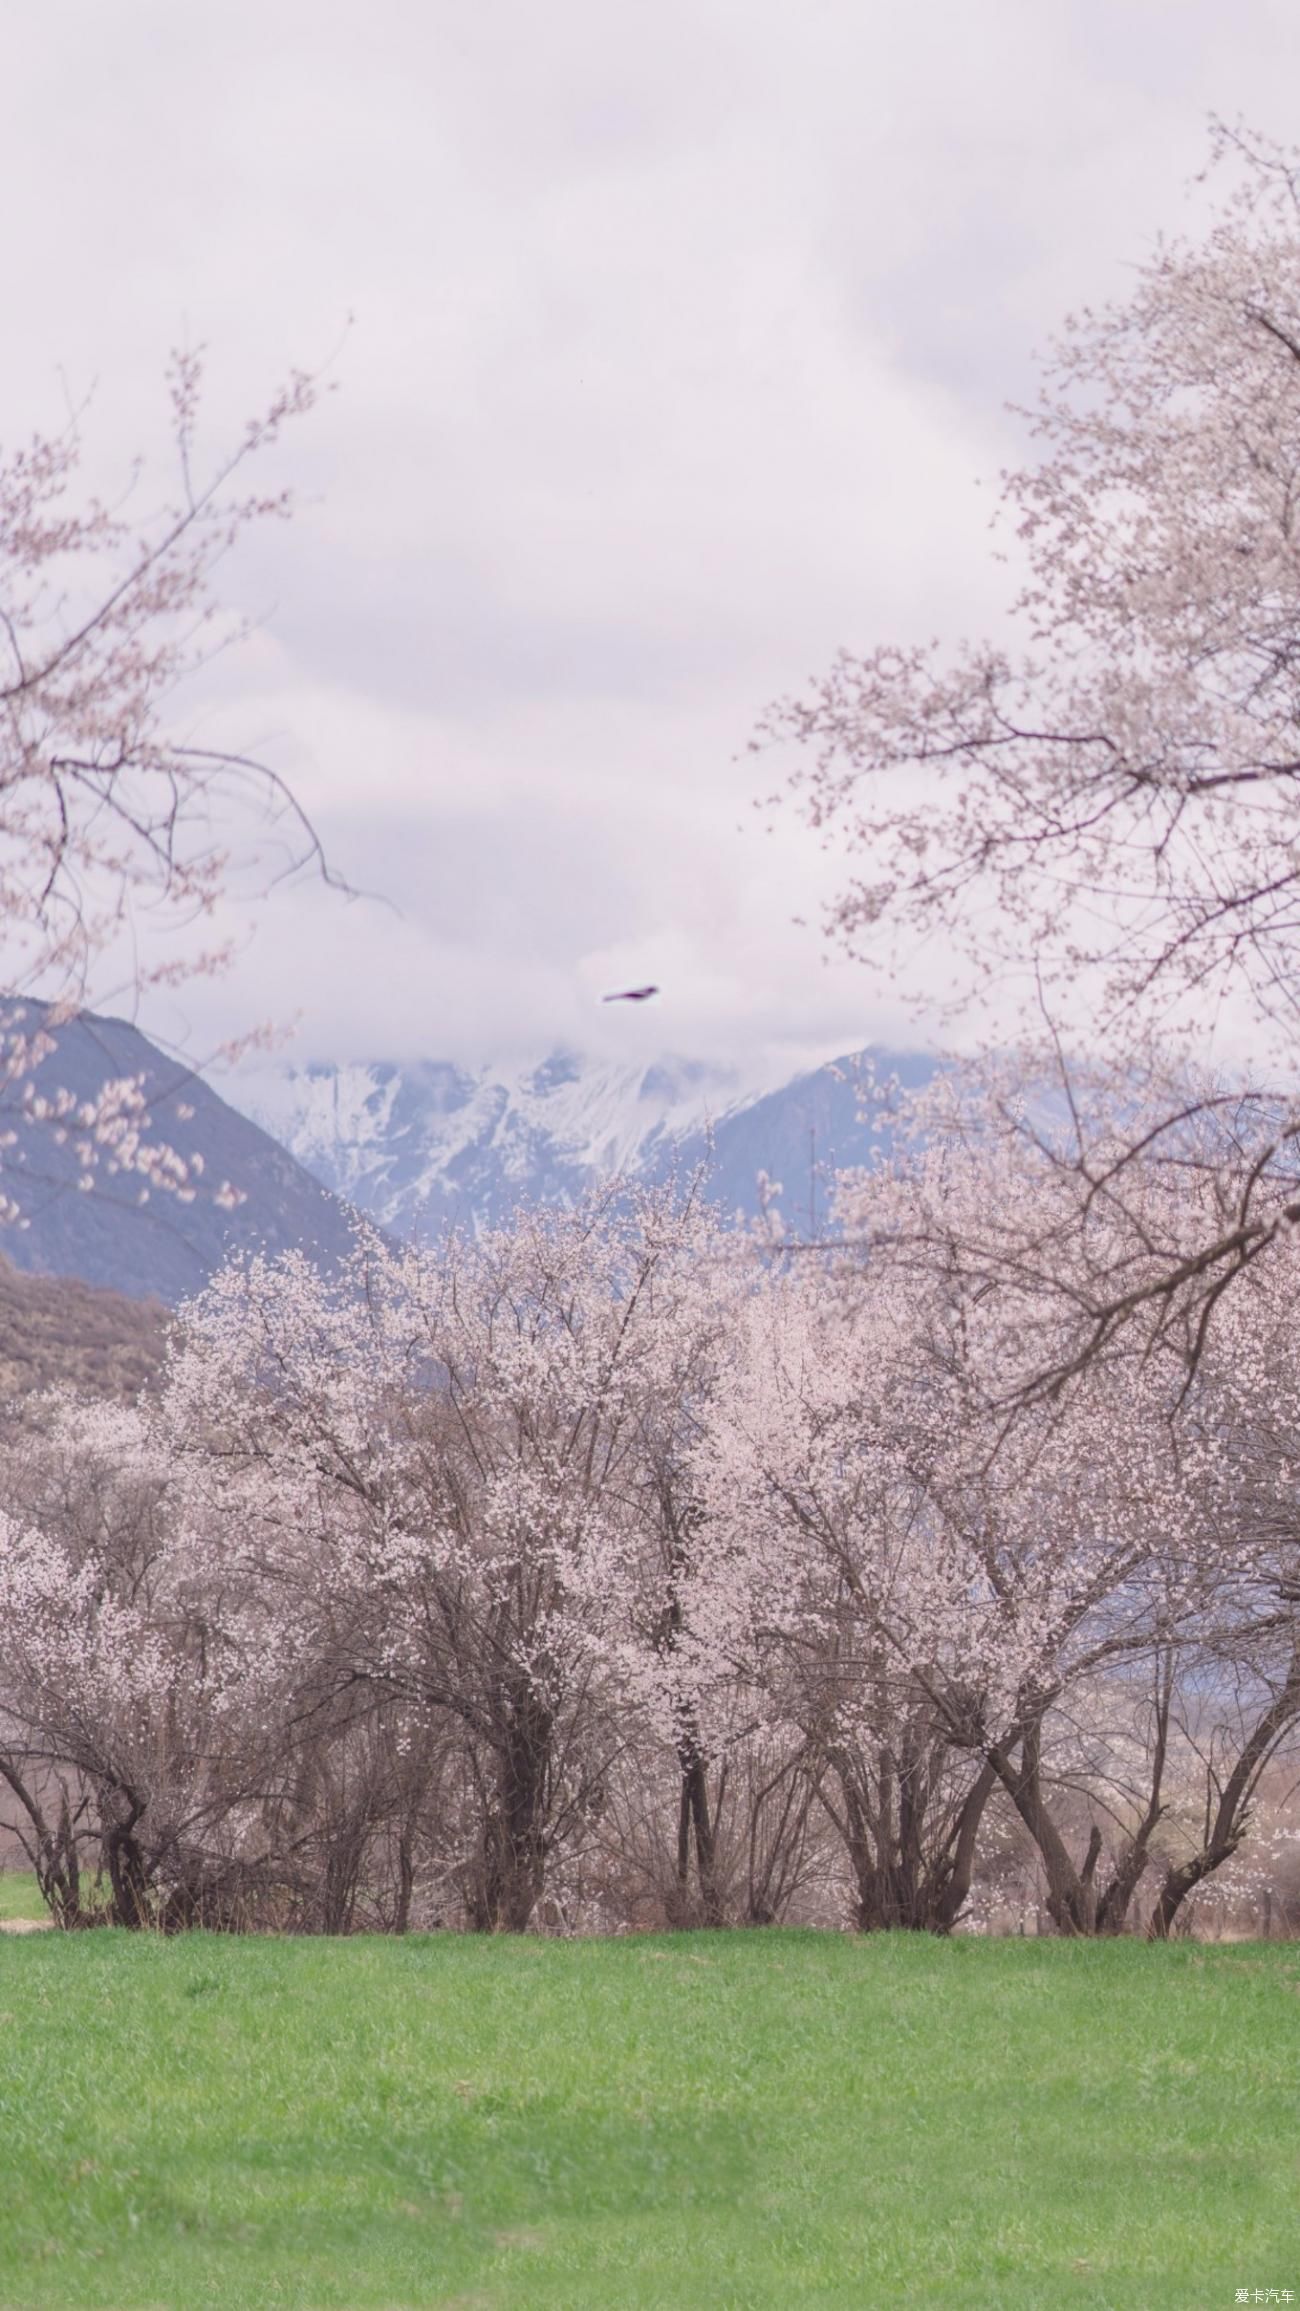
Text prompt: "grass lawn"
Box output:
[[0, 1871, 46, 1924], [0, 1929, 1295, 2310]]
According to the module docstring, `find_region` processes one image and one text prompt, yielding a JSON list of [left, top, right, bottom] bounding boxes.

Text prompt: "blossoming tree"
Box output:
[[0, 350, 333, 1215], [762, 124, 1300, 1381]]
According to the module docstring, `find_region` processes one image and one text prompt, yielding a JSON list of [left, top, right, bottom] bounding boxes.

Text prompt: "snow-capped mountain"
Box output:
[[0, 1012, 935, 1306], [227, 1045, 937, 1242]]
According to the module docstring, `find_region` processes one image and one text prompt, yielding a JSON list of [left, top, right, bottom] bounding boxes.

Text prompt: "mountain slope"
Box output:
[[676, 1048, 937, 1233], [0, 1003, 361, 1303], [0, 1253, 166, 1403]]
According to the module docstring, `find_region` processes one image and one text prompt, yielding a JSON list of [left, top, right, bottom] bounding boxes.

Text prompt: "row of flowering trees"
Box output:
[[0, 1142, 1297, 1938]]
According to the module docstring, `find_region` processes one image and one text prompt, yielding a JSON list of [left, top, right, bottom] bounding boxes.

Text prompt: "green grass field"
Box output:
[[0, 1871, 48, 1925], [0, 1922, 1295, 2311]]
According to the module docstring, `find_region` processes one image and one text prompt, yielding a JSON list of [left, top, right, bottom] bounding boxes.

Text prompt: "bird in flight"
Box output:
[[602, 985, 659, 1004]]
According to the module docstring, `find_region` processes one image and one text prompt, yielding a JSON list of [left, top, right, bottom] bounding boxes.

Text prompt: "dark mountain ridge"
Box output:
[[0, 1002, 361, 1304]]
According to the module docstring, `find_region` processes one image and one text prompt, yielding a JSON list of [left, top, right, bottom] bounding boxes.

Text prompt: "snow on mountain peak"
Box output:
[[224, 1043, 937, 1244], [226, 1047, 761, 1237]]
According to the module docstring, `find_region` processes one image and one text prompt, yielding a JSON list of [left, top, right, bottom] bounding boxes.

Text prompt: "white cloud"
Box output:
[[3, 0, 1299, 1074]]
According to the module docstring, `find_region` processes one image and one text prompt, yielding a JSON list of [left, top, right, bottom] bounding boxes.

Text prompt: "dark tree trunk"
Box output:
[[49, 1788, 84, 1926], [1148, 1652, 1300, 1939], [824, 1747, 996, 1933], [467, 1695, 552, 1933], [394, 1831, 415, 1935], [989, 1681, 1173, 1939], [0, 1760, 84, 1926], [988, 1726, 1102, 1936], [104, 1799, 151, 1929], [929, 1760, 999, 1931], [320, 1824, 364, 1935], [674, 1748, 723, 1926]]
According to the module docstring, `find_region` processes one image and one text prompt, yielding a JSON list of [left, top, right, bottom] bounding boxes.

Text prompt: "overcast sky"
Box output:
[[5, 1, 1300, 1084]]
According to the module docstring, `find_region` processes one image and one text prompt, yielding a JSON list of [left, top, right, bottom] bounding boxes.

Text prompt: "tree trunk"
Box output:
[[1148, 1652, 1300, 1939], [929, 1760, 999, 1932], [0, 1760, 84, 1926], [104, 1798, 151, 1930], [989, 1680, 1173, 1938], [988, 1726, 1100, 1935], [468, 1697, 551, 1932], [394, 1831, 415, 1935], [320, 1824, 363, 1935], [824, 1747, 995, 1933], [677, 1748, 723, 1926]]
